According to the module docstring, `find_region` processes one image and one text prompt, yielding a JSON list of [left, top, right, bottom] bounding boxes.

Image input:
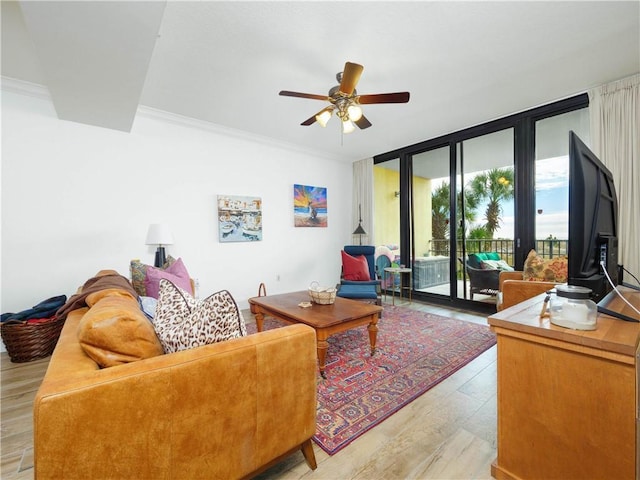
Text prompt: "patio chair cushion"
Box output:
[[480, 259, 514, 271], [468, 252, 501, 269]]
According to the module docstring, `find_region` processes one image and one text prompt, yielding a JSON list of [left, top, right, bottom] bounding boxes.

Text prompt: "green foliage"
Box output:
[[468, 225, 490, 239], [468, 167, 514, 238], [467, 226, 494, 252], [431, 183, 450, 241], [430, 167, 513, 256], [431, 181, 482, 241]]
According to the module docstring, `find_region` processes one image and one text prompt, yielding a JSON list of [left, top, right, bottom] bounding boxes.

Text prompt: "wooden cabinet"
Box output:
[[488, 288, 640, 480]]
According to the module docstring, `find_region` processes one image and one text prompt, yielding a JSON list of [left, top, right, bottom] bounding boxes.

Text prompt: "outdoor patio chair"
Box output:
[[459, 254, 501, 299]]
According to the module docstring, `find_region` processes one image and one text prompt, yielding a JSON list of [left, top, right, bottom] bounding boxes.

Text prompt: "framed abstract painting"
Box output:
[[294, 184, 327, 227]]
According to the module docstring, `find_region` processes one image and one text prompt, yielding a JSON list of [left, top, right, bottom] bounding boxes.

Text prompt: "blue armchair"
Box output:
[[337, 245, 381, 306]]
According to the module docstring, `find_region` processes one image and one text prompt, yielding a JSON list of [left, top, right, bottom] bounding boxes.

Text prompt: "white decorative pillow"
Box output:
[[153, 279, 247, 354], [480, 259, 514, 271]]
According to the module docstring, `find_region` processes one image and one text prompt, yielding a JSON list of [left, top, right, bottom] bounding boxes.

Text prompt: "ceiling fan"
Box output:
[[279, 61, 410, 134]]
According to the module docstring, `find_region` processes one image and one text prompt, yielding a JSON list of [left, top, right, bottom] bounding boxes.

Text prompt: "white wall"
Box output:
[[1, 83, 354, 336]]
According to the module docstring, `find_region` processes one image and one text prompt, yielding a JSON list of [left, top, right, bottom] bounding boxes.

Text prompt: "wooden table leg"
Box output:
[[254, 311, 264, 332], [367, 314, 378, 356], [316, 333, 329, 379]]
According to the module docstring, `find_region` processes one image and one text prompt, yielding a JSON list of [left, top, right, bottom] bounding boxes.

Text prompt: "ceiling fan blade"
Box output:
[[357, 92, 410, 104], [279, 90, 329, 101], [354, 115, 372, 130], [300, 114, 318, 126], [301, 106, 333, 126], [339, 62, 364, 95]]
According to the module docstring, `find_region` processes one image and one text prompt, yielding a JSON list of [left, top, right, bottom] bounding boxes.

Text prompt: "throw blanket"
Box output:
[[56, 273, 138, 320], [1, 295, 67, 322]]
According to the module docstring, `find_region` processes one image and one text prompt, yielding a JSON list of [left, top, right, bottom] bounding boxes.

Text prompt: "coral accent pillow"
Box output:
[[144, 257, 193, 298], [523, 249, 568, 283], [77, 292, 163, 368], [153, 279, 247, 354], [341, 250, 371, 281]]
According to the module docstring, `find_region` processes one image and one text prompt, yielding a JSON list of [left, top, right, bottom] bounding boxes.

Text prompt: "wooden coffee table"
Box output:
[[248, 291, 383, 378]]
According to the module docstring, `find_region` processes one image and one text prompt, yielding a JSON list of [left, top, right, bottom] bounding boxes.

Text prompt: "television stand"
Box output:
[[622, 281, 640, 291], [598, 287, 640, 323], [488, 287, 640, 480]]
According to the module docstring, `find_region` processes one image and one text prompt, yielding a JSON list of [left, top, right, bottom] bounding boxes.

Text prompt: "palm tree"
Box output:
[[431, 183, 450, 242], [431, 181, 482, 254], [468, 167, 514, 238]]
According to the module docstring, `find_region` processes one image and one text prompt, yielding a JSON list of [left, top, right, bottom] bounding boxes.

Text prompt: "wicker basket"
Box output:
[[1, 317, 65, 363], [308, 282, 337, 305], [250, 282, 267, 314]]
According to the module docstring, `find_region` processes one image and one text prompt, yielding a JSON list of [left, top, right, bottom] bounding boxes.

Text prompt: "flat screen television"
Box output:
[[567, 131, 619, 302]]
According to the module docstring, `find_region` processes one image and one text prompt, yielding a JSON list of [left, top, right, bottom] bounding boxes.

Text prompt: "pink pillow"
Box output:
[[341, 251, 371, 281], [144, 257, 193, 298]]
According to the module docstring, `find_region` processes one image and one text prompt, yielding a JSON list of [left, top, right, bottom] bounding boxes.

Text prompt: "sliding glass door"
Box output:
[[456, 129, 514, 302], [410, 146, 451, 297], [373, 94, 589, 312]]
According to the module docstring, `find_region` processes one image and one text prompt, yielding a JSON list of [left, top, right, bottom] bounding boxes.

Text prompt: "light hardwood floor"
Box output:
[[1, 299, 497, 480]]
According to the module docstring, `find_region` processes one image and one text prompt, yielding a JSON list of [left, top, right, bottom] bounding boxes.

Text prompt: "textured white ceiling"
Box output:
[[2, 1, 639, 162]]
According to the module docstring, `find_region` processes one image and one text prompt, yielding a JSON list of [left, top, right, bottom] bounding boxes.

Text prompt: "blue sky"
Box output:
[[490, 156, 569, 239]]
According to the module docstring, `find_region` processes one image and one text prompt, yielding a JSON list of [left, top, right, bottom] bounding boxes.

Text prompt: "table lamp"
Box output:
[[145, 223, 174, 267]]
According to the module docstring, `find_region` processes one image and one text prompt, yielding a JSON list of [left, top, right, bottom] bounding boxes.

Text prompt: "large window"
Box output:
[[374, 94, 589, 311], [534, 108, 590, 257]]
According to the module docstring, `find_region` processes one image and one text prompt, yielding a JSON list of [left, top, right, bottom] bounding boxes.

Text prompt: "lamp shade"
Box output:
[[352, 224, 367, 236], [342, 119, 355, 134], [145, 224, 174, 246], [316, 109, 332, 127]]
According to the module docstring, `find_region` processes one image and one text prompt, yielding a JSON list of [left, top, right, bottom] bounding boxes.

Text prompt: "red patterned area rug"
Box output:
[[246, 305, 496, 455]]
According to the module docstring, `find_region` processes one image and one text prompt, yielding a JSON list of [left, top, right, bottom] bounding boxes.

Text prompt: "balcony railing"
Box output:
[[429, 238, 568, 267]]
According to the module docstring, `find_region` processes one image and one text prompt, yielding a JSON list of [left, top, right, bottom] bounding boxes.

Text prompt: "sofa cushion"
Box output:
[[153, 279, 246, 354], [85, 287, 137, 306], [523, 249, 568, 282], [341, 250, 371, 281], [77, 291, 164, 368], [144, 257, 193, 299], [130, 256, 177, 297]]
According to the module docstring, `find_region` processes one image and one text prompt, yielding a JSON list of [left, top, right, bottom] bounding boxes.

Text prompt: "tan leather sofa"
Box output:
[[34, 275, 318, 479], [497, 270, 557, 311]]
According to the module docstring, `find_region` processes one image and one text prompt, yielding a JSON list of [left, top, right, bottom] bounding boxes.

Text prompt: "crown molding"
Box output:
[[1, 76, 51, 100], [2, 76, 345, 163], [136, 106, 345, 163]]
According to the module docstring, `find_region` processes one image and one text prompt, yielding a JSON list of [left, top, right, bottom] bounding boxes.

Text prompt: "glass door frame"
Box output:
[[374, 93, 589, 312]]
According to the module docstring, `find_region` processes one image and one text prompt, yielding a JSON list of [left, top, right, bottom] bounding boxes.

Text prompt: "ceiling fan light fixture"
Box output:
[[342, 119, 355, 134], [316, 109, 332, 127], [279, 61, 410, 135], [347, 104, 363, 122]]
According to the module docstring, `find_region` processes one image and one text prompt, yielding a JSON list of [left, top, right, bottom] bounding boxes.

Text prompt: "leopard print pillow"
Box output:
[[153, 279, 247, 354]]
